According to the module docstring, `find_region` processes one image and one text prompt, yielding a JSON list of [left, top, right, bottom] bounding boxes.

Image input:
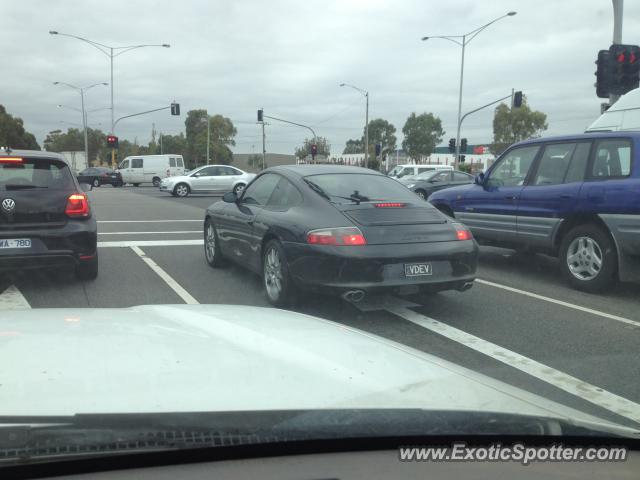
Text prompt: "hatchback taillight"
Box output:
[[454, 225, 472, 241], [65, 193, 90, 218], [307, 227, 367, 246]]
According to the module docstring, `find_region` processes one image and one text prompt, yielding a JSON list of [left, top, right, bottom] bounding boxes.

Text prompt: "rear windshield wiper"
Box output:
[[303, 179, 331, 201], [3, 184, 48, 190]]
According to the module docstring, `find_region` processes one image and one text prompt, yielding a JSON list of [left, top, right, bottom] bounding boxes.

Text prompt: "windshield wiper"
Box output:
[[3, 184, 48, 190], [304, 179, 331, 201]]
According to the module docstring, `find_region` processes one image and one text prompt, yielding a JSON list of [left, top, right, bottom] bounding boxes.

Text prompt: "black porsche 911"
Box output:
[[203, 165, 478, 306]]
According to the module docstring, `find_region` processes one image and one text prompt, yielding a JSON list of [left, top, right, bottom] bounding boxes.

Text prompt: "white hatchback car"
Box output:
[[159, 165, 255, 197]]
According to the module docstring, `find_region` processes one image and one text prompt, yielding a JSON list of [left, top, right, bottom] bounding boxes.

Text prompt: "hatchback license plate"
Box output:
[[404, 262, 432, 277], [0, 238, 31, 249]]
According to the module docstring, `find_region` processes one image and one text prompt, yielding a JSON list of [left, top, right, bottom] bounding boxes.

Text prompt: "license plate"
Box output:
[[404, 262, 432, 277], [0, 238, 31, 249]]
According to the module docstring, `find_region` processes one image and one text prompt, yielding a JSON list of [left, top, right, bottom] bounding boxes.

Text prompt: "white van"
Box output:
[[586, 87, 640, 132], [118, 155, 186, 187], [388, 164, 453, 179]]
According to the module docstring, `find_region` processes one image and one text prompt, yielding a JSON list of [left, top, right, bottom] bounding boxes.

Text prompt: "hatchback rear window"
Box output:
[[305, 173, 420, 203], [0, 157, 75, 191]]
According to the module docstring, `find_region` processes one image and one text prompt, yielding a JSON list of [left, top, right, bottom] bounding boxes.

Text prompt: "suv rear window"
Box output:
[[306, 173, 420, 203], [0, 157, 75, 191]]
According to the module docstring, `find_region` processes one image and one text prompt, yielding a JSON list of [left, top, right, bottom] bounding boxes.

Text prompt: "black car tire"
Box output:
[[204, 218, 225, 268], [559, 224, 617, 293], [133, 183, 140, 187], [174, 183, 190, 197], [75, 255, 98, 281], [262, 239, 296, 307], [92, 178, 100, 188], [414, 189, 428, 200], [152, 177, 161, 187]]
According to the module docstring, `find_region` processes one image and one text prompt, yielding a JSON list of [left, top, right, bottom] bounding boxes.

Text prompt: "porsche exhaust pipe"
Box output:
[[458, 282, 474, 292], [342, 290, 365, 303]]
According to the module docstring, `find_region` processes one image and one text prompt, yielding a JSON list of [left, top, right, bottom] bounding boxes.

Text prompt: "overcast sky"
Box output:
[[1, 0, 638, 155]]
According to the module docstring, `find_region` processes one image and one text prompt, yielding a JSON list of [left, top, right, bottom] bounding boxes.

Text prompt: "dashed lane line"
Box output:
[[98, 220, 201, 223], [130, 246, 199, 305], [99, 231, 201, 235], [98, 240, 203, 248]]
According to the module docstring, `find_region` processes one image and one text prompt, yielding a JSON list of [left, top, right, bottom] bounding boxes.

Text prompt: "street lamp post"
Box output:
[[49, 31, 170, 165], [421, 12, 516, 168], [340, 83, 369, 168], [53, 82, 108, 166]]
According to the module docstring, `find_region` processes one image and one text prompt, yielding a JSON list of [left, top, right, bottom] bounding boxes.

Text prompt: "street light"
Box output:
[[421, 11, 516, 168], [49, 30, 170, 138], [340, 83, 369, 168], [53, 82, 108, 164]]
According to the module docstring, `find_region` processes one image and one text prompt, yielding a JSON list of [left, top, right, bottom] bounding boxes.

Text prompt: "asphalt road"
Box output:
[[2, 184, 640, 430]]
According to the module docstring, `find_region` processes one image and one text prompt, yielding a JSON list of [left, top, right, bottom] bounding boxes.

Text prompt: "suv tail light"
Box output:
[[0, 157, 23, 164], [307, 227, 367, 246], [65, 193, 90, 218]]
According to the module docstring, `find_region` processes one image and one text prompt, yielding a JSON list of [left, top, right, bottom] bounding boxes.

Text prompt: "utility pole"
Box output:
[[364, 92, 369, 168], [80, 89, 89, 166], [206, 114, 210, 164], [262, 121, 266, 170], [610, 0, 624, 105]]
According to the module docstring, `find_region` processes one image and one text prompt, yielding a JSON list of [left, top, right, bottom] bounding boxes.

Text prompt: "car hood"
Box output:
[[0, 305, 626, 429], [429, 182, 476, 199]]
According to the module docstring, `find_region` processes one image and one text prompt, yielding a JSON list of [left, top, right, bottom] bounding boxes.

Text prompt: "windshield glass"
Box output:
[[1, 0, 639, 470], [0, 157, 75, 190], [305, 173, 421, 202]]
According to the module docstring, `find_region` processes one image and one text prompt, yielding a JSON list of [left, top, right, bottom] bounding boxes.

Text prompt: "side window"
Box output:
[[219, 167, 237, 176], [433, 172, 450, 182], [119, 160, 130, 169], [268, 178, 303, 208], [590, 139, 632, 178], [177, 158, 184, 167], [564, 142, 591, 184], [397, 167, 414, 178], [131, 158, 143, 169], [242, 174, 280, 206], [418, 167, 433, 174], [229, 167, 243, 175], [169, 158, 176, 167], [488, 146, 540, 187], [195, 167, 217, 177], [454, 172, 472, 182], [532, 143, 576, 186]]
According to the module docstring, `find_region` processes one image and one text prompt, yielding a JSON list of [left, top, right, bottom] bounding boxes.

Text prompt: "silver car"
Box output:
[[159, 164, 255, 197]]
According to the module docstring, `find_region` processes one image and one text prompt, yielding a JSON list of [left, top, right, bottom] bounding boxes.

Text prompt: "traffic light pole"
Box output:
[[610, 0, 624, 105], [262, 114, 317, 163], [112, 105, 172, 132], [454, 35, 466, 170]]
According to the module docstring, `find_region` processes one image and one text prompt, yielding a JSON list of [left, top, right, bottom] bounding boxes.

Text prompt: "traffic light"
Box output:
[[257, 109, 263, 122], [375, 143, 381, 156], [170, 103, 180, 116], [460, 138, 468, 153], [595, 49, 612, 98], [459, 155, 466, 163], [513, 91, 523, 108], [310, 143, 318, 159], [609, 44, 640, 95], [106, 135, 118, 148], [448, 138, 455, 153]]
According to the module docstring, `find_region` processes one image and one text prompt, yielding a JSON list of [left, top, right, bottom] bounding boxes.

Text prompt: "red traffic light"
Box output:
[[311, 144, 318, 155], [106, 135, 119, 148]]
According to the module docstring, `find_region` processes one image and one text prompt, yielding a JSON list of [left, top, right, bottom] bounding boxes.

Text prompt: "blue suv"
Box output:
[[429, 132, 640, 292]]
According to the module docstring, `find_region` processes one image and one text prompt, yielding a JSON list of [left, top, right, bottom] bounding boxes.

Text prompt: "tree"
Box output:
[[401, 112, 444, 161], [43, 127, 106, 163], [365, 118, 397, 158], [185, 110, 237, 167], [158, 133, 187, 157], [0, 105, 40, 149], [343, 138, 364, 154], [490, 96, 548, 155], [295, 136, 330, 161]]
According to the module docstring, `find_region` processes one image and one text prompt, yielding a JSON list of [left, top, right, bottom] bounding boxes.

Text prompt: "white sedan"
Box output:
[[159, 164, 255, 197]]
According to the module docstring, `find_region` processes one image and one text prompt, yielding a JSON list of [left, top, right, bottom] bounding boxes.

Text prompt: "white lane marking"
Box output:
[[98, 220, 201, 223], [0, 285, 31, 310], [385, 304, 640, 424], [98, 240, 203, 248], [99, 231, 201, 235], [477, 278, 640, 329], [130, 246, 199, 305]]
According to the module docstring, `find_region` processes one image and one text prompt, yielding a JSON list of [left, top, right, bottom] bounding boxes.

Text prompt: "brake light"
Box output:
[[374, 202, 406, 208], [0, 157, 23, 163], [307, 227, 367, 246], [65, 193, 90, 218], [456, 228, 472, 241]]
